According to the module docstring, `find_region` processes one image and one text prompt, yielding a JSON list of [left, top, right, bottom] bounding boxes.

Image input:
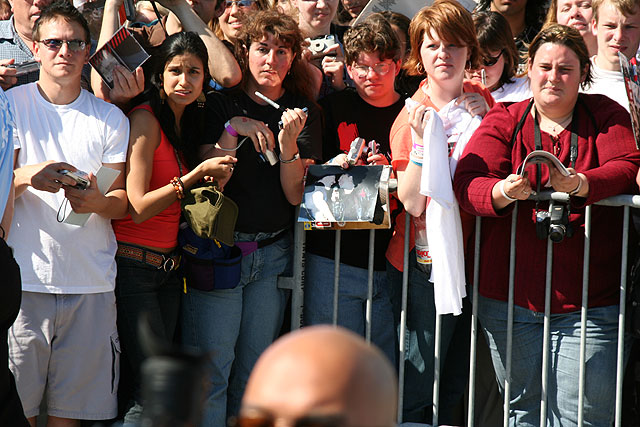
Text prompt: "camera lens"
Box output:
[[549, 224, 566, 243]]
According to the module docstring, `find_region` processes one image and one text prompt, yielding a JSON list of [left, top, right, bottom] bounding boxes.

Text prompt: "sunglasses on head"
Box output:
[[482, 49, 504, 67], [39, 39, 87, 52], [224, 0, 255, 7]]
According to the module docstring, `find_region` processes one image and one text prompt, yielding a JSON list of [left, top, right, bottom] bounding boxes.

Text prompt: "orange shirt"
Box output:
[[386, 79, 495, 272]]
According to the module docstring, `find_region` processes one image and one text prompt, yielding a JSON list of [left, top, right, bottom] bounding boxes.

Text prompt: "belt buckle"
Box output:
[[161, 255, 176, 272]]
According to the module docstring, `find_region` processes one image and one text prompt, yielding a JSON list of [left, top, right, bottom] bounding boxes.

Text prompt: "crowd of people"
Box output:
[[0, 0, 639, 426]]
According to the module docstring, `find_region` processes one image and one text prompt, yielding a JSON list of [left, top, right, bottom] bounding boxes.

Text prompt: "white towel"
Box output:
[[415, 101, 481, 315]]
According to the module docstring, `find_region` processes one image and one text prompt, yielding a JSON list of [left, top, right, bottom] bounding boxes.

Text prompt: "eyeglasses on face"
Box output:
[[224, 0, 255, 8], [38, 39, 87, 52], [482, 49, 504, 67], [352, 62, 393, 78], [229, 409, 347, 427]]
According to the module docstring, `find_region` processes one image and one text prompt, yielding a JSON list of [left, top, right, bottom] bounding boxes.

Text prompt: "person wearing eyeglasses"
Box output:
[[6, 1, 130, 425], [233, 326, 397, 427], [468, 11, 531, 103], [303, 14, 404, 367], [212, 0, 269, 46], [0, 0, 56, 90], [387, 1, 494, 423]]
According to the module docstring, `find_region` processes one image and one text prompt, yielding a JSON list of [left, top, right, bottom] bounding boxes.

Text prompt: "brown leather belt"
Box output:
[[116, 243, 181, 272]]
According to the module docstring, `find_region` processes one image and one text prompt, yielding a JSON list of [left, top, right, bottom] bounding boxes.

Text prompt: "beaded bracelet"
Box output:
[[170, 176, 185, 200]]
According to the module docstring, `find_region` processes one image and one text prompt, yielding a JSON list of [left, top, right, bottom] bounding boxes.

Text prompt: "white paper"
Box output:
[[517, 150, 571, 177], [64, 166, 121, 226], [354, 0, 476, 25]]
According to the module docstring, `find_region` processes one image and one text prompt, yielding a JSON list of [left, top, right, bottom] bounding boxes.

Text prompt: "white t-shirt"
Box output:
[[582, 56, 630, 112], [491, 76, 531, 104], [7, 82, 129, 294]]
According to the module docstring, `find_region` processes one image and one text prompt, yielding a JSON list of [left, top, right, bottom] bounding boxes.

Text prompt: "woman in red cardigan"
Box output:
[[454, 24, 640, 426]]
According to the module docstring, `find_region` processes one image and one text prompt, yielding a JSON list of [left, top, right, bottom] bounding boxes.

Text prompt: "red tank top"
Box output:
[[112, 104, 188, 248]]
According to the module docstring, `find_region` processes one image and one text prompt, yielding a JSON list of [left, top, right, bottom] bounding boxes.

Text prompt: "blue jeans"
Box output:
[[478, 295, 628, 427], [115, 254, 181, 425], [387, 251, 469, 424], [181, 231, 291, 427], [303, 253, 396, 365]]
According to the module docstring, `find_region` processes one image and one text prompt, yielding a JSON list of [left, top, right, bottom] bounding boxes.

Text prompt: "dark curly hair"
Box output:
[[234, 10, 315, 101], [343, 13, 401, 65]]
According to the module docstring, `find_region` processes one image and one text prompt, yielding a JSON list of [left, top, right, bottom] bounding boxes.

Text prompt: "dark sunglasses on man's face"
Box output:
[[39, 39, 87, 52], [482, 49, 504, 67]]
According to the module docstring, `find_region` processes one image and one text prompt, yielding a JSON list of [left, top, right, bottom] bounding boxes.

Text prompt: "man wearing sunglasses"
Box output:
[[236, 326, 397, 427], [92, 0, 241, 110], [6, 2, 129, 425], [0, 0, 55, 89]]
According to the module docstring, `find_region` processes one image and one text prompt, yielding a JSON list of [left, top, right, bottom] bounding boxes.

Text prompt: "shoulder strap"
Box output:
[[510, 98, 534, 147]]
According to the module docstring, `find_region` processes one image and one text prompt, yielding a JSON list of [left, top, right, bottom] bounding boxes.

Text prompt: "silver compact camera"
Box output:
[[6, 60, 40, 76], [346, 137, 365, 166], [60, 169, 90, 190], [306, 34, 337, 58]]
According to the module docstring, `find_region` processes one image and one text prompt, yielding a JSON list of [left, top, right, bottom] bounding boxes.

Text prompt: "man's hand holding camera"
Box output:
[[63, 172, 111, 214], [0, 59, 18, 91]]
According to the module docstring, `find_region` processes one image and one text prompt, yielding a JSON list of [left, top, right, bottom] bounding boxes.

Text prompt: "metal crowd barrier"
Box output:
[[280, 192, 640, 427]]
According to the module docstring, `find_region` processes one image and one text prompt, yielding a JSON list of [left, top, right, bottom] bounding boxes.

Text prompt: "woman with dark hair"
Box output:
[[111, 31, 236, 424], [469, 11, 531, 102], [387, 0, 494, 423], [454, 24, 640, 426], [181, 10, 322, 426]]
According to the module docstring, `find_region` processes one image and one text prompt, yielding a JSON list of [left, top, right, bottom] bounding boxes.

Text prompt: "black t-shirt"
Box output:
[[305, 88, 406, 270], [205, 89, 322, 233]]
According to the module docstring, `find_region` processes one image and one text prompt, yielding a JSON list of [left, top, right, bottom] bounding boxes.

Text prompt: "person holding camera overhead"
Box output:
[[454, 24, 640, 426], [111, 31, 235, 425], [182, 10, 322, 426]]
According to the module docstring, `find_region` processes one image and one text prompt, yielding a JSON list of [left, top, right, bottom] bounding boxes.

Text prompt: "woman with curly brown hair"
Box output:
[[180, 10, 322, 427]]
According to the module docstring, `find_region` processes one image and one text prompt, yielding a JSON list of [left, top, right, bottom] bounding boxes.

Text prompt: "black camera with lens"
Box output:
[[535, 204, 573, 243]]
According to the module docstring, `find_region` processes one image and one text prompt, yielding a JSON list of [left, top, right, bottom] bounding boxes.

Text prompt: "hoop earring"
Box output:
[[159, 88, 166, 104], [417, 62, 425, 75], [197, 92, 206, 108]]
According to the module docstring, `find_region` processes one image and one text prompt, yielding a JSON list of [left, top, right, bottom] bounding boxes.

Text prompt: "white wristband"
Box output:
[[500, 179, 517, 202], [569, 175, 583, 196]]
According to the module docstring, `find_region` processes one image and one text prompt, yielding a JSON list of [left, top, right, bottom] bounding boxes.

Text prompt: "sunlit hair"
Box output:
[[379, 11, 411, 60], [528, 24, 593, 87], [211, 0, 270, 41], [592, 0, 640, 21], [404, 0, 480, 76], [235, 10, 315, 101], [33, 0, 91, 44], [473, 11, 518, 89], [343, 13, 401, 65]]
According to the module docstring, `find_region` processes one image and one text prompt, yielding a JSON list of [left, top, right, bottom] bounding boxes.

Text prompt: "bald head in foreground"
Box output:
[[237, 326, 397, 427]]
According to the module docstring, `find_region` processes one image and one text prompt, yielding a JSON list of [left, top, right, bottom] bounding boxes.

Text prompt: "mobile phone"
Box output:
[[346, 137, 365, 166]]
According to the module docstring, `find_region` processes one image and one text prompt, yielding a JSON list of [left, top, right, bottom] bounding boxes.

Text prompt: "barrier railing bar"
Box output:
[[433, 313, 442, 426], [290, 221, 305, 329], [615, 205, 630, 427], [397, 211, 411, 423], [332, 230, 341, 326], [577, 205, 592, 427], [504, 202, 519, 426], [540, 201, 554, 427], [467, 215, 482, 427], [365, 229, 375, 343]]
